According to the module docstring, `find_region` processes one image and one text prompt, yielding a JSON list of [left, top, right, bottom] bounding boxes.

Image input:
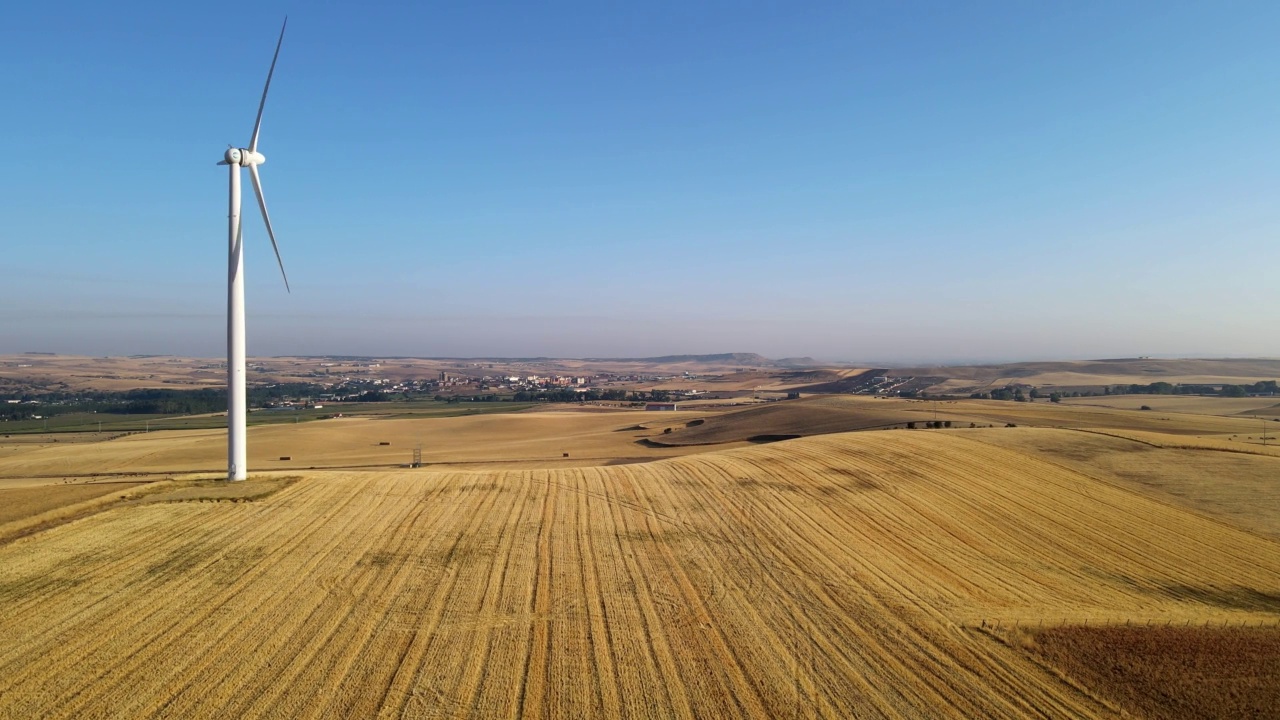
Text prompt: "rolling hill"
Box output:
[[0, 430, 1277, 717]]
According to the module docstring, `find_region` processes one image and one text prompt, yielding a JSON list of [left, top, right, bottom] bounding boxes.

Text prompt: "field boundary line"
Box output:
[[1068, 427, 1280, 458], [959, 429, 1280, 547], [967, 625, 1125, 716]]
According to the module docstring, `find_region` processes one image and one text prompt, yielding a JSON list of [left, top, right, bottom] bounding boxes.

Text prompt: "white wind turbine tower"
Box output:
[[218, 18, 290, 481]]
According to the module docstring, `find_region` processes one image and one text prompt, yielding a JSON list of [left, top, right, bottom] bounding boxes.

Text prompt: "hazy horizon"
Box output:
[[3, 344, 1277, 369], [3, 3, 1277, 363]]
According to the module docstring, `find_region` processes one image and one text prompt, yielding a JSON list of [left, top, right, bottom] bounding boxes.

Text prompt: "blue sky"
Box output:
[[2, 2, 1277, 362]]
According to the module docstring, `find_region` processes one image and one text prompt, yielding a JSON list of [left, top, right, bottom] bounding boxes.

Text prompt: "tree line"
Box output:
[[1106, 380, 1277, 397], [0, 385, 331, 421], [969, 379, 1278, 404], [509, 389, 669, 403]]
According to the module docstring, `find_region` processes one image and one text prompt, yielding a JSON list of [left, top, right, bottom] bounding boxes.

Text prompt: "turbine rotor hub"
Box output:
[[223, 148, 266, 167]]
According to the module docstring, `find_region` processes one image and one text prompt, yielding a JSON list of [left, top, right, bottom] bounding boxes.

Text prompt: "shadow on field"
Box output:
[[142, 476, 302, 505], [1156, 583, 1280, 613], [734, 477, 799, 493], [1023, 624, 1280, 720]]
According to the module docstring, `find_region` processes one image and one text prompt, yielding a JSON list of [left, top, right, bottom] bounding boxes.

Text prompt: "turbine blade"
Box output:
[[249, 17, 287, 153], [248, 163, 290, 293]]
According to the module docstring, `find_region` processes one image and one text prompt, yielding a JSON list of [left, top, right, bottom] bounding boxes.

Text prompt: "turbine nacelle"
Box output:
[[221, 148, 266, 167]]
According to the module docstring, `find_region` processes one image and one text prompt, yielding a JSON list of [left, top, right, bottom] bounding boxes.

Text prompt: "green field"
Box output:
[[0, 400, 538, 435]]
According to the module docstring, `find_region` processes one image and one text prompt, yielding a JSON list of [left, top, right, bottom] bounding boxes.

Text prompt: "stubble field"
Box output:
[[1, 429, 1278, 718], [0, 410, 725, 481], [1025, 625, 1280, 719]]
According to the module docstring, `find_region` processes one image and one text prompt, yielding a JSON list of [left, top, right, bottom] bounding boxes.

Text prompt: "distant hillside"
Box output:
[[774, 357, 822, 368], [584, 353, 775, 366], [892, 358, 1280, 394], [330, 353, 780, 366], [648, 396, 931, 446]]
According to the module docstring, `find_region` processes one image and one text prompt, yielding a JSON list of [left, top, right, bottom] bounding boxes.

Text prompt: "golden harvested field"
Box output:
[[1059, 394, 1280, 417], [0, 482, 149, 525], [652, 396, 941, 445], [0, 410, 734, 480], [903, 358, 1280, 394], [930, 398, 1275, 437], [644, 368, 867, 392], [968, 427, 1280, 538], [2, 430, 1279, 718], [0, 355, 231, 391], [655, 395, 1274, 447]]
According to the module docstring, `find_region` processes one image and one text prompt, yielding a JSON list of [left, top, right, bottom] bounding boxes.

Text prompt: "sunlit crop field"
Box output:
[[0, 410, 724, 480], [2, 430, 1278, 718]]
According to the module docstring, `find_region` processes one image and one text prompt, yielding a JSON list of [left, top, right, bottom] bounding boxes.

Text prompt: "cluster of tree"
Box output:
[[509, 389, 667, 403], [511, 389, 581, 403], [1106, 380, 1278, 397], [1, 388, 231, 420], [906, 421, 953, 429], [970, 380, 1280, 403], [112, 388, 227, 415], [430, 394, 504, 404], [0, 384, 342, 421], [255, 383, 326, 402], [976, 387, 1030, 402]]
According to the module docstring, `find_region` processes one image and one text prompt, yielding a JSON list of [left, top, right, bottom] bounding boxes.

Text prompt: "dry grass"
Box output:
[[942, 398, 1271, 436], [1026, 625, 1280, 719], [652, 395, 934, 445], [897, 358, 1280, 394], [969, 427, 1280, 538], [138, 475, 302, 504], [0, 482, 150, 525], [1, 430, 1279, 717], [0, 476, 295, 545], [0, 410, 735, 480], [650, 395, 1272, 448], [1059, 395, 1280, 417]]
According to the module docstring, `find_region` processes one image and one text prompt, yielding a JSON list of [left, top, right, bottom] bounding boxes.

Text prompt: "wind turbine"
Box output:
[[218, 18, 290, 481]]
